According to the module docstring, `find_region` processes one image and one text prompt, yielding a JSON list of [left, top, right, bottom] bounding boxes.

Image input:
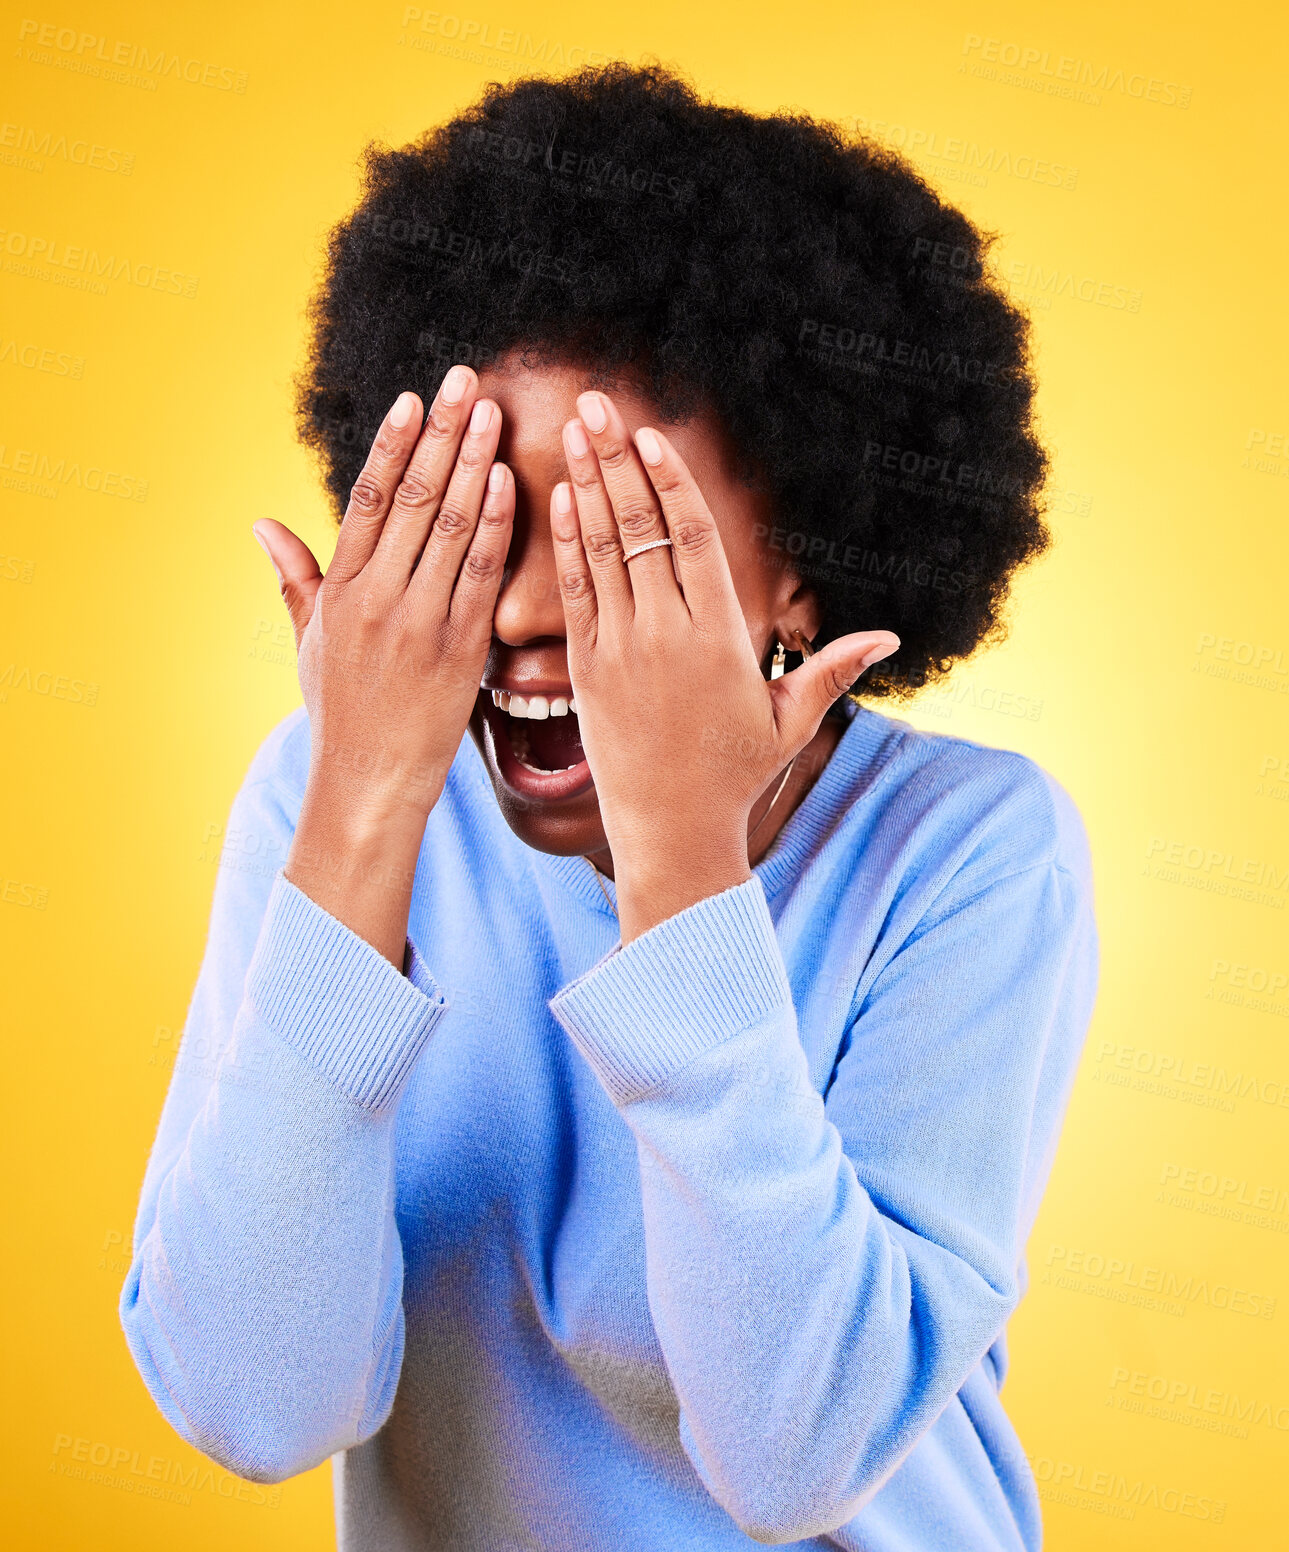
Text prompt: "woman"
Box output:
[[122, 63, 1097, 1551]]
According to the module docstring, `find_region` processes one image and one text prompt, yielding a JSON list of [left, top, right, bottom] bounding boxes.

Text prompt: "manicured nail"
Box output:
[[635, 427, 663, 465], [578, 393, 607, 432], [553, 482, 573, 515], [861, 640, 898, 670], [488, 462, 506, 492], [470, 399, 493, 433], [565, 420, 590, 458], [389, 392, 417, 429], [441, 366, 470, 404]]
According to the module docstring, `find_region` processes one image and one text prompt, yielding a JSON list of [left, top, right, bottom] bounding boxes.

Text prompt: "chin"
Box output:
[[467, 700, 607, 857]]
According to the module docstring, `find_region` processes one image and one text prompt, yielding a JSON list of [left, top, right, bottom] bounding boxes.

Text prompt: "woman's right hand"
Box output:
[[251, 364, 513, 965]]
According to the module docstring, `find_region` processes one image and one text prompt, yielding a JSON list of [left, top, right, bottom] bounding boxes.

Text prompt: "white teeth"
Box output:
[[501, 692, 576, 719]]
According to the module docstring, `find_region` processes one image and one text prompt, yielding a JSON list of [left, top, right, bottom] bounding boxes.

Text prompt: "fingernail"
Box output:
[[442, 366, 470, 404], [389, 392, 417, 429], [861, 641, 898, 671], [565, 420, 590, 458], [635, 427, 663, 465], [553, 482, 573, 515], [470, 399, 493, 433], [488, 462, 506, 492], [578, 393, 607, 432]]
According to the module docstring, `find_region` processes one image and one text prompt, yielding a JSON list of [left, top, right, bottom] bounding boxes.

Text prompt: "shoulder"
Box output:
[[854, 708, 1093, 896]]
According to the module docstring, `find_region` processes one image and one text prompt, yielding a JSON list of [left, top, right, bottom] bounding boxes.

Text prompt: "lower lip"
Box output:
[[479, 695, 596, 803]]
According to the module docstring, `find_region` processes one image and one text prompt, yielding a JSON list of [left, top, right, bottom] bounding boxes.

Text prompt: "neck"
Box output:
[[586, 711, 848, 882]]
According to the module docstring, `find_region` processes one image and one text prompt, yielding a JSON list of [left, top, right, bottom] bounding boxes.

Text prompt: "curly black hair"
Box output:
[[295, 60, 1051, 700]]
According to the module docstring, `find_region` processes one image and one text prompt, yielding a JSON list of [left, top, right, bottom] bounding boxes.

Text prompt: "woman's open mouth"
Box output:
[[479, 687, 596, 802]]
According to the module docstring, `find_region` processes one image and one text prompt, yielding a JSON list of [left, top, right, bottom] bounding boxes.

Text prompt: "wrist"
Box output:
[[306, 728, 449, 819], [284, 776, 432, 968], [303, 754, 443, 829], [292, 772, 429, 869], [613, 835, 751, 945]]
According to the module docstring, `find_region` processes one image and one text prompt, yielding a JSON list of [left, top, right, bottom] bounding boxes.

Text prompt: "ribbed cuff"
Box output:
[[245, 872, 447, 1114], [548, 876, 792, 1105]]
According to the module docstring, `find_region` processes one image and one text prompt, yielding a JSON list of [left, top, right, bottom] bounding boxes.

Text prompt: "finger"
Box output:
[[409, 396, 502, 611], [327, 390, 427, 584], [575, 392, 676, 608], [252, 520, 323, 648], [444, 461, 516, 644], [770, 632, 901, 750], [372, 364, 482, 577], [561, 417, 632, 620], [631, 424, 737, 620], [549, 480, 599, 653]]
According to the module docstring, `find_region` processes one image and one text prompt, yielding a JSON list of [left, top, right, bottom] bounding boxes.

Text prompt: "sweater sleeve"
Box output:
[[119, 759, 448, 1484], [548, 851, 1098, 1544]]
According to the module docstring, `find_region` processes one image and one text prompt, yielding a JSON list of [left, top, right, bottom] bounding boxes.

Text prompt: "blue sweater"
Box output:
[[121, 699, 1098, 1550]]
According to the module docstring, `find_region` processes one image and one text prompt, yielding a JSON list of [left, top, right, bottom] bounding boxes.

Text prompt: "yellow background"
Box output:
[[3, 0, 1285, 1545]]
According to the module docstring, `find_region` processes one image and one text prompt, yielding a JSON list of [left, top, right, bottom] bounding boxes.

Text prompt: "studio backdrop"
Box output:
[[2, 1, 1285, 1548]]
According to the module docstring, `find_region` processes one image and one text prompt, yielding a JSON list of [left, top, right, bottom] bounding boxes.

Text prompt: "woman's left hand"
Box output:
[[552, 391, 899, 943]]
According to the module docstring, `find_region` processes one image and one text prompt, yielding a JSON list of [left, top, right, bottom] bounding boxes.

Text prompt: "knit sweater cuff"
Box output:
[[244, 872, 447, 1114], [548, 875, 793, 1105]]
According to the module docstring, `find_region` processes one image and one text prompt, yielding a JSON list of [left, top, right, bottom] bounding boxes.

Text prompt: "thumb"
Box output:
[[252, 520, 323, 648], [769, 631, 900, 750]]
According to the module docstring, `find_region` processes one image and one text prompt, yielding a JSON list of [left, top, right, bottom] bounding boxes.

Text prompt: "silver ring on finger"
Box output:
[[621, 537, 673, 563]]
